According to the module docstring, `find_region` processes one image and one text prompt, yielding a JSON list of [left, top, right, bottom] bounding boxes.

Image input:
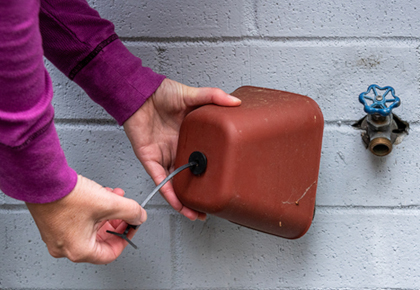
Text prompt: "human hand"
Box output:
[[123, 78, 241, 221], [25, 175, 147, 264]]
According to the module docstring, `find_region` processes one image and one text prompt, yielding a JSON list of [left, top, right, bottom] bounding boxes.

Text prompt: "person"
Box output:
[[0, 0, 241, 264]]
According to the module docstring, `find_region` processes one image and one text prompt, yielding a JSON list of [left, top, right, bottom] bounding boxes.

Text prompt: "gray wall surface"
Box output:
[[2, 0, 420, 289]]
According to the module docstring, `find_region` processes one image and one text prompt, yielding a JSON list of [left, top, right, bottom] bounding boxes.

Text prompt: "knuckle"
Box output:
[[42, 236, 94, 263], [66, 249, 89, 263], [46, 241, 90, 263], [45, 239, 66, 259], [47, 245, 65, 259], [214, 87, 224, 95], [48, 248, 64, 259]]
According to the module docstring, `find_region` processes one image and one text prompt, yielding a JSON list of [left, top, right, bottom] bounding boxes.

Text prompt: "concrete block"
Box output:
[[256, 0, 420, 37], [0, 194, 24, 206], [172, 207, 420, 289], [0, 209, 173, 289], [114, 43, 417, 123], [4, 123, 419, 209], [249, 45, 419, 122], [95, 0, 245, 38], [318, 125, 420, 207], [56, 125, 161, 206], [48, 42, 419, 123], [157, 45, 251, 93]]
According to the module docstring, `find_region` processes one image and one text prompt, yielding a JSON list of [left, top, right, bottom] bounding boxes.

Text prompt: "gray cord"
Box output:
[[141, 161, 197, 208], [107, 161, 197, 248]]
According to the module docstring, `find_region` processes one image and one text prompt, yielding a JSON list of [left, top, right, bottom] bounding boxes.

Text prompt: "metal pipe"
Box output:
[[369, 137, 392, 156], [364, 113, 397, 157]]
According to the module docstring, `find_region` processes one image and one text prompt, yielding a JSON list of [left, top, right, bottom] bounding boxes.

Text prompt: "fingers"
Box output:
[[151, 164, 203, 221], [104, 187, 125, 197], [161, 182, 200, 221], [26, 175, 148, 264], [98, 190, 147, 226], [82, 186, 145, 264], [87, 178, 145, 226], [103, 187, 125, 228], [184, 86, 241, 108], [197, 212, 207, 221], [94, 220, 140, 264]]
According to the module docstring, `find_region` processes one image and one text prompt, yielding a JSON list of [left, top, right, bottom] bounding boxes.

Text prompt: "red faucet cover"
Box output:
[[173, 86, 324, 239]]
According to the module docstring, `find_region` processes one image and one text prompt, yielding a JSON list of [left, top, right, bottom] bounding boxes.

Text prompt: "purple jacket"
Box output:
[[0, 0, 165, 203]]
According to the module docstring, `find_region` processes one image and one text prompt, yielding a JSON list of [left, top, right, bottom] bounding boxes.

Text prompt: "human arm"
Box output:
[[0, 0, 146, 264], [39, 0, 241, 220]]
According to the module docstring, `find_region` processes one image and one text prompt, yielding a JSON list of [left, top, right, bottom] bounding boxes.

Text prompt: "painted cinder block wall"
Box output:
[[2, 0, 420, 289]]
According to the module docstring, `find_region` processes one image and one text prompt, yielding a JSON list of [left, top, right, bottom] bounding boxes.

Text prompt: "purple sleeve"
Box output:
[[0, 0, 77, 203], [0, 0, 165, 203], [40, 0, 166, 125]]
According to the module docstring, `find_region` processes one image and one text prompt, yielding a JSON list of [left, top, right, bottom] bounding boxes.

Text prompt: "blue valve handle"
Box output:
[[359, 84, 401, 116]]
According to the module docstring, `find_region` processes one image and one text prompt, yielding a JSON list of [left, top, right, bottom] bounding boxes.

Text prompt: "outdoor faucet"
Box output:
[[358, 84, 401, 156]]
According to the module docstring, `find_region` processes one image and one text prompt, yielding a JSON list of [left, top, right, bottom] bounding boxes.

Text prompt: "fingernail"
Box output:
[[197, 213, 207, 221], [228, 95, 241, 103], [140, 207, 148, 223]]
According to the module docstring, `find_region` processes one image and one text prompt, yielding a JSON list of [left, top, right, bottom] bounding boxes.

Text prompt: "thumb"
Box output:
[[96, 190, 147, 226], [184, 86, 241, 108]]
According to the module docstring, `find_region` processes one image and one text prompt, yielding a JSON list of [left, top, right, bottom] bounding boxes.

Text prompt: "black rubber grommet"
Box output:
[[188, 151, 207, 175]]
